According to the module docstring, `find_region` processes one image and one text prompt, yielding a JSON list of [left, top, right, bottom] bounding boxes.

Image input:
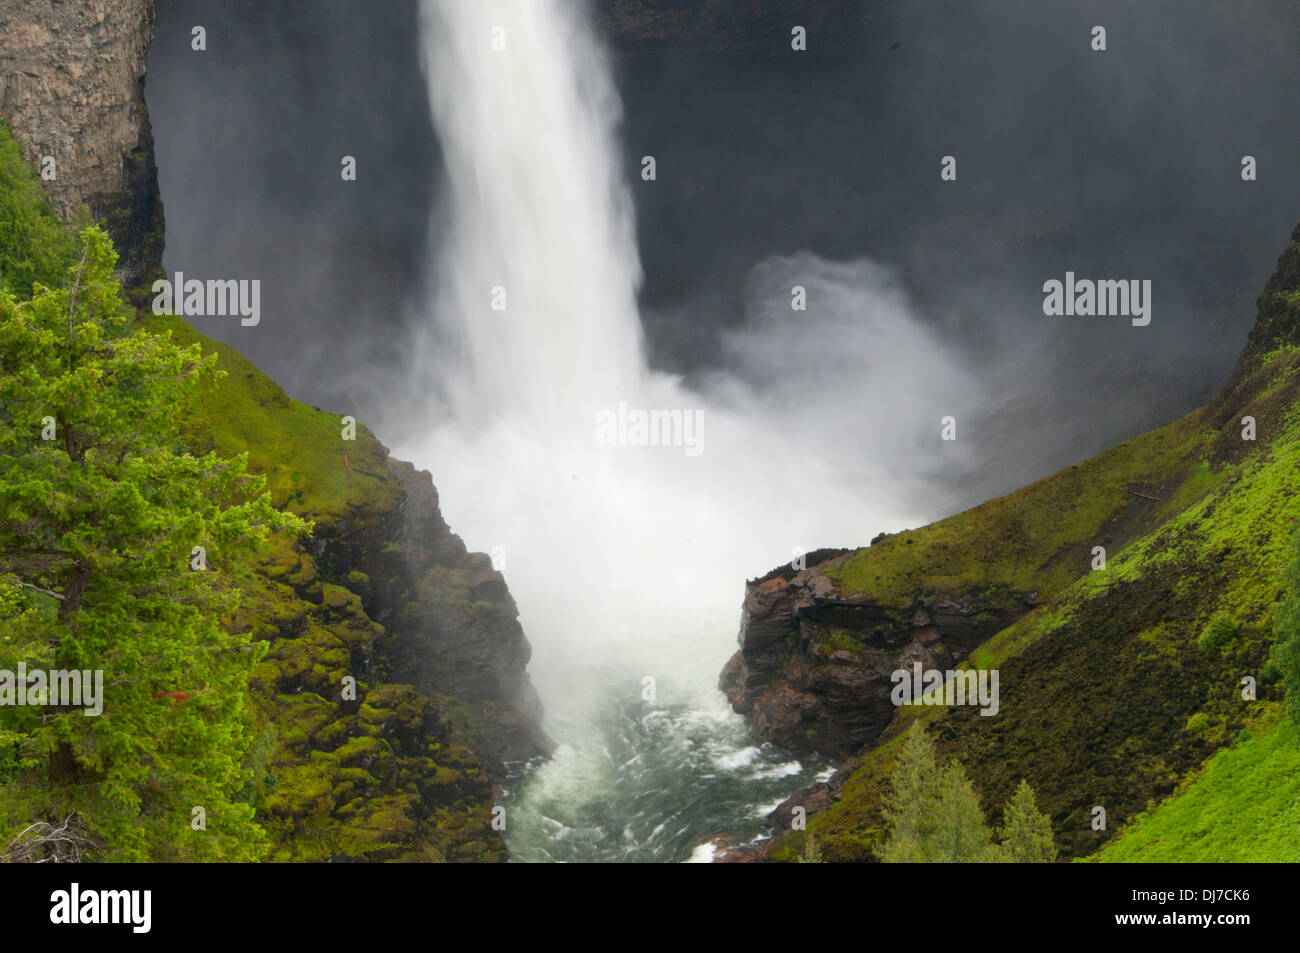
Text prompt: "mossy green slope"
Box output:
[[765, 223, 1300, 863], [828, 407, 1206, 617], [136, 309, 403, 528], [141, 312, 509, 862]]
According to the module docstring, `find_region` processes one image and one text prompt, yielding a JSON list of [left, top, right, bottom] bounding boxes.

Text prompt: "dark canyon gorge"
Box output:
[[1, 0, 1299, 874]]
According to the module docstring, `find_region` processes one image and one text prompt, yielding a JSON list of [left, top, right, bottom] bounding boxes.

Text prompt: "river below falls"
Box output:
[[500, 660, 831, 863]]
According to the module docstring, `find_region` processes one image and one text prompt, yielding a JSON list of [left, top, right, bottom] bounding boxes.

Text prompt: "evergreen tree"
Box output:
[[799, 834, 823, 863], [929, 760, 1002, 862], [0, 227, 307, 860], [877, 722, 941, 862], [998, 778, 1057, 862], [0, 121, 74, 297]]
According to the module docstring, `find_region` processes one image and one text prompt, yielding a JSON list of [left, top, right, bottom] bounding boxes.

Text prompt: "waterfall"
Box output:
[[416, 0, 644, 430], [401, 0, 975, 861]]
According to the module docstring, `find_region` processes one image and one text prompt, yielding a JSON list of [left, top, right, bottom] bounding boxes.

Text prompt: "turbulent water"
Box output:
[[398, 0, 945, 862], [501, 662, 836, 864]]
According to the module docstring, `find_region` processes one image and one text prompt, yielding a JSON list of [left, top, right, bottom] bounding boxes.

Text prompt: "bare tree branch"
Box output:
[[1, 814, 101, 863], [4, 578, 64, 601]]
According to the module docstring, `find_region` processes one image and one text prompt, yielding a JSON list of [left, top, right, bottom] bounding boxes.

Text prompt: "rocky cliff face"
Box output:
[[319, 458, 551, 769], [242, 456, 552, 860], [720, 552, 1037, 759], [717, 380, 1221, 769], [0, 0, 163, 287]]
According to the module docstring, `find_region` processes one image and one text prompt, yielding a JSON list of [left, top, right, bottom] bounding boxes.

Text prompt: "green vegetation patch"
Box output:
[[1090, 711, 1300, 863], [827, 411, 1208, 610]]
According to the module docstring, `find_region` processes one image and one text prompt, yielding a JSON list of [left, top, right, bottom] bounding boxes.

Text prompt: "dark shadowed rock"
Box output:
[[721, 551, 1035, 760], [316, 458, 554, 773]]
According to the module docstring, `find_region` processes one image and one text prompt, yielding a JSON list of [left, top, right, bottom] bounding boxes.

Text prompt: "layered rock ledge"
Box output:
[[721, 549, 1037, 760]]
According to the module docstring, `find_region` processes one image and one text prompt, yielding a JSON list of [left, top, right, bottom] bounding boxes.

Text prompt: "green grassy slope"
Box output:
[[828, 408, 1208, 616], [135, 309, 403, 527], [1088, 708, 1300, 862]]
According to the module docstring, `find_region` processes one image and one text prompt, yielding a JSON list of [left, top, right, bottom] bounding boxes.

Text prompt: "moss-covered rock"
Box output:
[[127, 312, 549, 862]]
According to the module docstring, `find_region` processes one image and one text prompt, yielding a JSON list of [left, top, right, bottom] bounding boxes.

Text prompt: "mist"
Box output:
[[148, 0, 441, 415]]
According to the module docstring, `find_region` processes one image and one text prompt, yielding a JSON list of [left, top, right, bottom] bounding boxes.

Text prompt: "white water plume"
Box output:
[[397, 0, 983, 861]]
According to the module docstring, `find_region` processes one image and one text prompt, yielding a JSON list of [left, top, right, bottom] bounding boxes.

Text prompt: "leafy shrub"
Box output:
[[1198, 611, 1238, 654]]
